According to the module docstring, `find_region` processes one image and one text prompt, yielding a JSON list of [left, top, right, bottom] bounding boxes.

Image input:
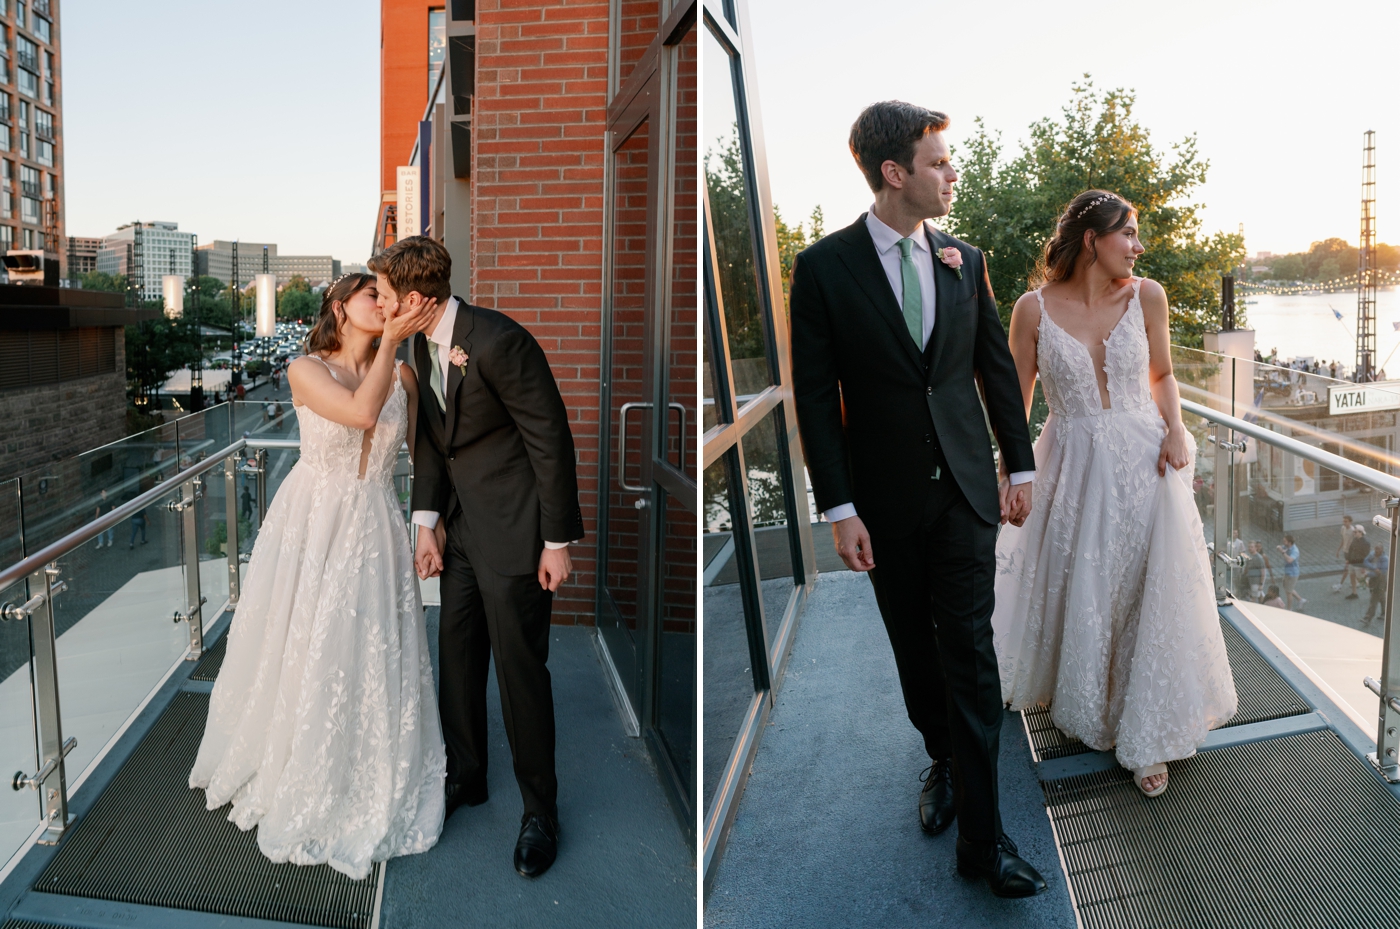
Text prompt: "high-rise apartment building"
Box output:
[[95, 221, 195, 302], [65, 233, 97, 274], [0, 0, 63, 264], [194, 240, 342, 288]]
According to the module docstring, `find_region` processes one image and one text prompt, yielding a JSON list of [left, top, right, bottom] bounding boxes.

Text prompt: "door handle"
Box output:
[[669, 402, 686, 470], [618, 402, 648, 492]]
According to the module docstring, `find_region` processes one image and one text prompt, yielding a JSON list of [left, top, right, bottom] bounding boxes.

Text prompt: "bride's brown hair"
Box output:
[[1031, 189, 1137, 288], [303, 273, 377, 354]]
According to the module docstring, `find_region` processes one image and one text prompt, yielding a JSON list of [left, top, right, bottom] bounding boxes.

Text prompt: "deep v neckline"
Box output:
[[1036, 281, 1141, 358]]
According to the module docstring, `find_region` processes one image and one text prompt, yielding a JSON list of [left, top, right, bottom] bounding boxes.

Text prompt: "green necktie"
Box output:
[[897, 237, 922, 349], [428, 340, 446, 410]]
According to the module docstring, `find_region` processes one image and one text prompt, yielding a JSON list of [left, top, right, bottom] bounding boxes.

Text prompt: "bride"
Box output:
[[190, 273, 446, 879], [992, 190, 1237, 797]]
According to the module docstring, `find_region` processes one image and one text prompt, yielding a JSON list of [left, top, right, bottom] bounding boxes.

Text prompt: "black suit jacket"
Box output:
[[789, 215, 1034, 536], [409, 299, 585, 575]]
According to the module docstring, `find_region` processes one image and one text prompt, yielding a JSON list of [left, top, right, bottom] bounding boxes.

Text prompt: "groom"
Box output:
[[371, 236, 584, 879], [788, 102, 1045, 897]]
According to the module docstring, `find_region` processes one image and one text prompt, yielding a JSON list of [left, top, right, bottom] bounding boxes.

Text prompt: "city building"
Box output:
[[0, 0, 64, 266], [0, 284, 157, 480], [95, 221, 194, 303], [378, 0, 698, 846], [194, 241, 342, 288], [65, 234, 98, 275]]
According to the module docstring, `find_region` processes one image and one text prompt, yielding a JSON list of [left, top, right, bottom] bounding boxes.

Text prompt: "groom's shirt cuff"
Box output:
[[544, 541, 571, 550], [1009, 470, 1036, 485], [822, 503, 858, 523], [410, 510, 439, 530]]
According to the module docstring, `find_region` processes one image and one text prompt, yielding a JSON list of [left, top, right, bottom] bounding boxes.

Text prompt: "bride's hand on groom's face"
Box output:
[[382, 298, 439, 344]]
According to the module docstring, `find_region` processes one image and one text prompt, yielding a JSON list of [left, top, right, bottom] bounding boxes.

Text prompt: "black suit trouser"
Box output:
[[866, 475, 1003, 850], [438, 513, 558, 820]]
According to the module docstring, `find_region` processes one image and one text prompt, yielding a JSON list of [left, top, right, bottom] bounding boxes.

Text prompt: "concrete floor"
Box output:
[[379, 608, 696, 929], [705, 570, 1076, 929]]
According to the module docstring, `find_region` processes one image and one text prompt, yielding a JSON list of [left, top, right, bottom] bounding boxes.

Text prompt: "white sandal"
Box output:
[[1133, 762, 1169, 797]]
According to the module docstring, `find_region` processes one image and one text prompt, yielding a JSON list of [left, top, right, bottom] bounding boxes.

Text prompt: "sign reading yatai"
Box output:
[[1329, 383, 1400, 415]]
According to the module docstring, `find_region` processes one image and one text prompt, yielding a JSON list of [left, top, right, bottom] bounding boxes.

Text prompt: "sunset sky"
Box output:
[[742, 0, 1400, 258]]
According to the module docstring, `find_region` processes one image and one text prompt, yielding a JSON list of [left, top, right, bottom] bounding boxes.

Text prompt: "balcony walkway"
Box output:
[[706, 570, 1400, 929], [0, 606, 694, 929]]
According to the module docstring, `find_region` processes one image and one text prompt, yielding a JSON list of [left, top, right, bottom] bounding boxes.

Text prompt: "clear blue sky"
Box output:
[[62, 0, 379, 265], [744, 0, 1400, 257]]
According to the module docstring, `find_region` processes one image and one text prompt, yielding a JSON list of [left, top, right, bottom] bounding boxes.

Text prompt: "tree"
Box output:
[[74, 270, 126, 293], [773, 204, 824, 314], [278, 275, 318, 320], [942, 79, 1246, 346], [125, 316, 202, 404], [186, 274, 233, 331]]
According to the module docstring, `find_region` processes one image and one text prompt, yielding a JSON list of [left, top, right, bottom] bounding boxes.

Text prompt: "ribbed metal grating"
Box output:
[[2, 921, 71, 929], [1044, 728, 1400, 929], [1024, 616, 1312, 761], [33, 692, 377, 928], [189, 634, 227, 681]]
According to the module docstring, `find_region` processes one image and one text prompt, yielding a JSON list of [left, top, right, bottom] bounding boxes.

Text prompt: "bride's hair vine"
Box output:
[[1031, 189, 1137, 289], [1072, 194, 1119, 220]]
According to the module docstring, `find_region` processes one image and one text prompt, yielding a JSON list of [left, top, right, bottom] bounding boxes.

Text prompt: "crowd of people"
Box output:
[[1233, 514, 1389, 624]]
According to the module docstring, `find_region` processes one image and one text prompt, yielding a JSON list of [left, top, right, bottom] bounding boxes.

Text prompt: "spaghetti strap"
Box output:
[[307, 354, 341, 383], [1034, 287, 1046, 311], [1131, 277, 1142, 299]]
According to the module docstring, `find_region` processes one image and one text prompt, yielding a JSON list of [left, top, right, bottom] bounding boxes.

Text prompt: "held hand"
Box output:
[[831, 515, 875, 572], [415, 524, 444, 579], [538, 546, 572, 592], [1158, 423, 1192, 476], [998, 474, 1011, 525], [1007, 480, 1034, 527]]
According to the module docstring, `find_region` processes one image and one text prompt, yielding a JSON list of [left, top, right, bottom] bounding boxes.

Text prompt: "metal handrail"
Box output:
[[1180, 398, 1400, 498], [0, 439, 247, 591]]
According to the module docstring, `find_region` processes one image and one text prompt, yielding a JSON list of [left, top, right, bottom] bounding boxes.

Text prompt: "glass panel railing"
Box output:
[[0, 478, 34, 869], [50, 476, 190, 794]]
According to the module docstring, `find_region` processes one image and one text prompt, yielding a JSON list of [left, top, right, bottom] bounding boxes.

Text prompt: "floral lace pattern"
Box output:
[[992, 281, 1237, 770], [190, 361, 446, 880]]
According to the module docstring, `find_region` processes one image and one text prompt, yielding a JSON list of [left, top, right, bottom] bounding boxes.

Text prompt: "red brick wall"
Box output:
[[472, 0, 613, 625], [381, 0, 438, 196]]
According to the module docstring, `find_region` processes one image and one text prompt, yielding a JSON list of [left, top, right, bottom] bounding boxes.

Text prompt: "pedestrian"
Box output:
[[1334, 515, 1358, 595], [1345, 526, 1370, 600], [1262, 585, 1285, 609], [240, 484, 254, 522], [93, 489, 115, 549], [1277, 534, 1305, 610], [128, 502, 148, 548], [236, 383, 246, 400], [1364, 543, 1389, 625], [1244, 541, 1269, 601]]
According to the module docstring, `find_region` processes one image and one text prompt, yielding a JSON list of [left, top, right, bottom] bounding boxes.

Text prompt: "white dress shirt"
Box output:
[[409, 296, 568, 549], [820, 208, 1033, 525]]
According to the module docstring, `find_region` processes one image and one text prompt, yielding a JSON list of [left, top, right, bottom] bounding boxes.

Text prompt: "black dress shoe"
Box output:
[[444, 780, 488, 820], [919, 759, 956, 835], [956, 834, 1047, 898], [514, 813, 559, 878]]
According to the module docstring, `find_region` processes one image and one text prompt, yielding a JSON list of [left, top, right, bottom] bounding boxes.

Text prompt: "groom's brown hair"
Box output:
[[369, 235, 453, 302], [849, 101, 949, 193]]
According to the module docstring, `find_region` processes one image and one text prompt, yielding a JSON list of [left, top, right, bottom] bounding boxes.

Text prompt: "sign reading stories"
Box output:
[[1328, 383, 1400, 416]]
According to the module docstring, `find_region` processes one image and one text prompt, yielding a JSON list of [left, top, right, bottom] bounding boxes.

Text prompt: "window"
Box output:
[[0, 225, 12, 251], [30, 15, 46, 43], [15, 3, 24, 31], [20, 195, 36, 223], [21, 226, 32, 249], [17, 67, 34, 98], [0, 125, 8, 153], [428, 9, 445, 96], [0, 94, 9, 122], [34, 137, 48, 165], [15, 36, 34, 71], [20, 164, 38, 196], [33, 107, 48, 138]]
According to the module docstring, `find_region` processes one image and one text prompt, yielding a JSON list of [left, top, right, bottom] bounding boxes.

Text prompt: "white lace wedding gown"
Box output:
[[190, 359, 446, 880], [992, 280, 1237, 771]]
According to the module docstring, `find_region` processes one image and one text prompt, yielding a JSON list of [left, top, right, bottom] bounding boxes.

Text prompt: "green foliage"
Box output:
[[186, 274, 234, 330], [124, 316, 202, 401], [205, 520, 227, 556], [773, 204, 824, 315], [278, 286, 319, 320], [1253, 238, 1400, 282], [943, 78, 1246, 346], [243, 359, 267, 377], [74, 271, 126, 293], [705, 127, 766, 366]]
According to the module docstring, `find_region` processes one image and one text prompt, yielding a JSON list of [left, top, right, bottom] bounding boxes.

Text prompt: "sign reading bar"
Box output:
[[1328, 383, 1400, 415], [396, 165, 421, 239]]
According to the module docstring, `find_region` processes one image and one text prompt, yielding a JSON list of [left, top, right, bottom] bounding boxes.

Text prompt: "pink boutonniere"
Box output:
[[939, 246, 963, 280], [448, 345, 468, 375]]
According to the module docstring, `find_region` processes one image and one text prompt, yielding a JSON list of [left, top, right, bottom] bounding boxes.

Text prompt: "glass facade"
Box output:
[[427, 8, 445, 95], [700, 0, 815, 887], [594, 0, 699, 847]]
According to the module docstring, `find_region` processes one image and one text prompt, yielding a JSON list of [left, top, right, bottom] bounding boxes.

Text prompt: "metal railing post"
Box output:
[[224, 457, 241, 605], [1368, 497, 1400, 781], [5, 561, 76, 844], [172, 478, 205, 660], [1212, 430, 1232, 601], [255, 449, 268, 522]]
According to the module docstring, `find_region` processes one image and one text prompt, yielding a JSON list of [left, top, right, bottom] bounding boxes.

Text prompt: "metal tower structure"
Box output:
[[1357, 130, 1378, 382]]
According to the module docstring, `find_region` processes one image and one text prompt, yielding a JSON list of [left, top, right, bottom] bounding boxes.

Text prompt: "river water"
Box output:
[[1244, 288, 1400, 373]]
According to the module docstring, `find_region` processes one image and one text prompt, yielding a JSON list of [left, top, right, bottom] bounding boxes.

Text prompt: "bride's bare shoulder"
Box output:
[[1009, 290, 1043, 331], [1135, 278, 1169, 315]]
